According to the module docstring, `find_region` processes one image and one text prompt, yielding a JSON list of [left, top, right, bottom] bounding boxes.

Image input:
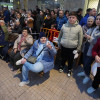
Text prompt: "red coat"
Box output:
[[49, 29, 59, 42], [92, 38, 100, 58]]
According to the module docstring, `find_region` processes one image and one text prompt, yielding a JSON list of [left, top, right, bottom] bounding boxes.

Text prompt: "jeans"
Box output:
[[22, 62, 44, 81], [83, 42, 94, 76]]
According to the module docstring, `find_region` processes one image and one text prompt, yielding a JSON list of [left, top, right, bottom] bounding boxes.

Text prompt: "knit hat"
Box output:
[[39, 32, 46, 38]]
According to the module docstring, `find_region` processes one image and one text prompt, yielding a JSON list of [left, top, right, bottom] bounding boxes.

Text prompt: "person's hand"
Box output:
[[73, 50, 79, 59], [73, 50, 77, 54], [74, 53, 79, 59], [0, 21, 5, 26], [14, 48, 17, 53], [21, 58, 27, 64], [95, 55, 100, 63], [85, 33, 91, 40], [46, 42, 52, 50]]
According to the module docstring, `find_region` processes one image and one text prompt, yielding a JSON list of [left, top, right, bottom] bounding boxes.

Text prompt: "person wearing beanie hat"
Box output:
[[18, 32, 57, 86], [39, 32, 46, 38]]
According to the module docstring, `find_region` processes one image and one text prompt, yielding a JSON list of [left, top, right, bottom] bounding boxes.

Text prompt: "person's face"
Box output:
[[59, 11, 64, 18], [22, 30, 28, 37], [96, 16, 100, 26], [16, 21, 20, 26], [46, 10, 49, 14], [68, 15, 77, 24], [27, 14, 31, 18], [89, 10, 92, 16], [0, 21, 5, 26], [40, 37, 47, 44], [87, 19, 94, 27], [66, 12, 69, 17], [51, 25, 54, 29], [51, 11, 54, 15], [17, 14, 21, 19], [92, 9, 97, 16], [40, 11, 43, 16]]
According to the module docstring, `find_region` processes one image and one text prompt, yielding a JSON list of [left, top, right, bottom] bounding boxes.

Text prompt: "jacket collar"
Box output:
[[65, 20, 79, 27]]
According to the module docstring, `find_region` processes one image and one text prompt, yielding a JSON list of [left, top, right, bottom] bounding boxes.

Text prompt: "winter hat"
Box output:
[[39, 32, 46, 38]]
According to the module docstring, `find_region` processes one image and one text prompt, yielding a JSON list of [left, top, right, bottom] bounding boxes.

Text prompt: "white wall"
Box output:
[[88, 0, 99, 9]]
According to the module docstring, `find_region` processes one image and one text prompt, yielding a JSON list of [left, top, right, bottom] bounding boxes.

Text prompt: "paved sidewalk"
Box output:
[[0, 59, 100, 100]]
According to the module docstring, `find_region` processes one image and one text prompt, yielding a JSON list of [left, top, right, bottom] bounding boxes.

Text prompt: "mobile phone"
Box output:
[[46, 41, 50, 45]]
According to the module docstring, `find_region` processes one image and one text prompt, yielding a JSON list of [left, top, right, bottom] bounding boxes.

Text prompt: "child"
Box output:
[[58, 11, 83, 76], [49, 24, 59, 42], [87, 38, 100, 94]]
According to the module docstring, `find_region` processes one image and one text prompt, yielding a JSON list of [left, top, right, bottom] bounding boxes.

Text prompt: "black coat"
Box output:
[[12, 25, 22, 34], [44, 19, 53, 29]]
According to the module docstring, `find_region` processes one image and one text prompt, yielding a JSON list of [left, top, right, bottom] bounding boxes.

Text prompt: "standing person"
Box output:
[[49, 24, 59, 42], [80, 16, 95, 65], [33, 10, 44, 33], [80, 8, 97, 26], [56, 10, 68, 31], [87, 38, 100, 94], [35, 5, 40, 14], [43, 14, 53, 29], [18, 32, 57, 86], [64, 10, 69, 19], [51, 10, 56, 24], [77, 8, 83, 22], [58, 11, 83, 76], [3, 7, 10, 24], [77, 14, 100, 84]]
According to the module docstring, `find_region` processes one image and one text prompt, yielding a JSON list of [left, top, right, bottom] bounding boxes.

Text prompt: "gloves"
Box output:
[[73, 50, 79, 59]]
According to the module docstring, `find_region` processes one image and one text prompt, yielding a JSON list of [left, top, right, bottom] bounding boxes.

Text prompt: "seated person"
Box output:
[[18, 32, 57, 86], [0, 20, 8, 58], [8, 20, 22, 34], [9, 27, 33, 71]]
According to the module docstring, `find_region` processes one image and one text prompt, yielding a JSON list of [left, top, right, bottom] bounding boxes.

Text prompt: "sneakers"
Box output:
[[59, 68, 63, 73], [19, 80, 30, 87], [83, 76, 90, 84], [87, 87, 96, 94], [16, 58, 24, 65], [77, 72, 85, 77], [67, 70, 71, 77]]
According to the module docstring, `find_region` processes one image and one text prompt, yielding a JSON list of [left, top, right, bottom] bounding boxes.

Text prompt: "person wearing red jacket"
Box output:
[[87, 38, 100, 94], [49, 24, 59, 42]]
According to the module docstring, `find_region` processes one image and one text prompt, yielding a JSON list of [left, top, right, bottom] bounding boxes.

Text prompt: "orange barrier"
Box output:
[[40, 28, 60, 38]]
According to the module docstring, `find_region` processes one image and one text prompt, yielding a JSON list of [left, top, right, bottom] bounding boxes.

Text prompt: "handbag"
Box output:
[[91, 62, 97, 76], [27, 46, 46, 64]]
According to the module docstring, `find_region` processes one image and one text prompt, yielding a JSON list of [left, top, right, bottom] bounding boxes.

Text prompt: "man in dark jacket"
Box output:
[[16, 13, 26, 28], [11, 20, 22, 34]]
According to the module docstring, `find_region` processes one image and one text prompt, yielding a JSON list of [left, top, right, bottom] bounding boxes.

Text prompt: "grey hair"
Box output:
[[0, 20, 5, 23], [87, 16, 95, 21], [15, 20, 20, 22]]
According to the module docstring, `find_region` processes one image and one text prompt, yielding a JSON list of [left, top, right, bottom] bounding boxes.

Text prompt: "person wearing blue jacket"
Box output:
[[19, 32, 57, 86], [56, 10, 68, 31], [80, 8, 97, 26], [3, 7, 10, 24]]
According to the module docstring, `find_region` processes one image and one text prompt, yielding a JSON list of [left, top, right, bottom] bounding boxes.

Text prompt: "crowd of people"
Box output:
[[0, 6, 100, 94]]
